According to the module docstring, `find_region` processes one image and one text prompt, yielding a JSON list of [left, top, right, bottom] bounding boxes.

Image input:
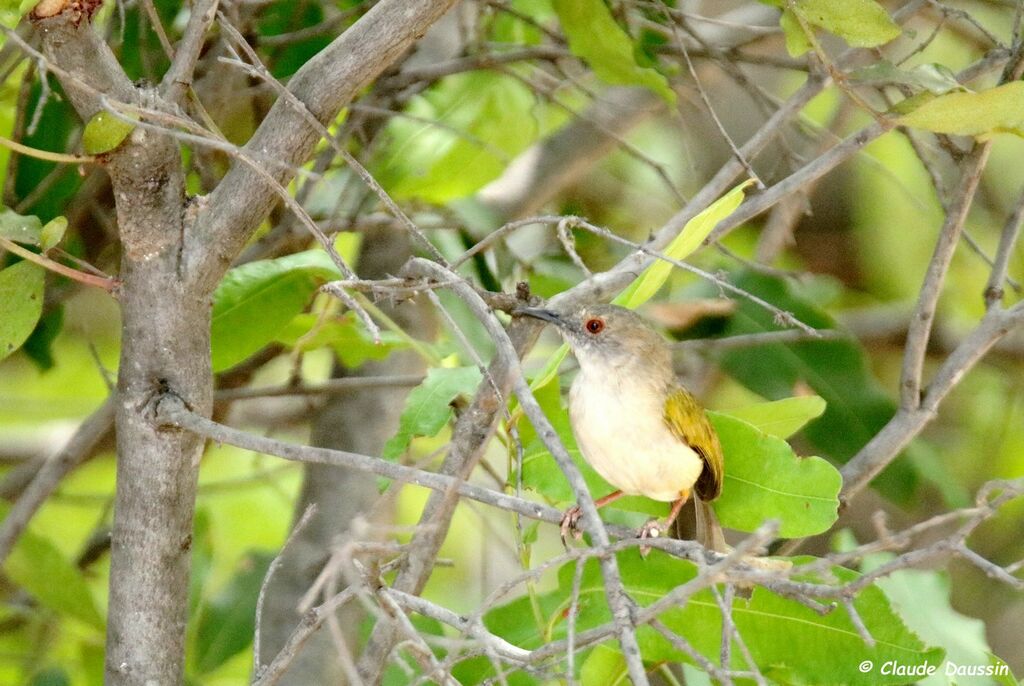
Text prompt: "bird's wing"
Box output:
[[662, 387, 724, 501]]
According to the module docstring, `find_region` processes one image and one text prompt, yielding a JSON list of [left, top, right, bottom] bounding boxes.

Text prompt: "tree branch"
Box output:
[[0, 396, 115, 564], [160, 0, 219, 102], [899, 142, 992, 409], [189, 0, 459, 292]]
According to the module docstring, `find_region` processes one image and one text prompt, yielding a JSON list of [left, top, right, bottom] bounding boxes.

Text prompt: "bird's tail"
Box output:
[[694, 495, 728, 553]]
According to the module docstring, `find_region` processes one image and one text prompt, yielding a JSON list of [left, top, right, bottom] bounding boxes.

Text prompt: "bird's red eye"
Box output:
[[585, 318, 605, 334]]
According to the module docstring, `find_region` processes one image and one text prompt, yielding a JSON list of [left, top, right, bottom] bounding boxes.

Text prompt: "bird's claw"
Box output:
[[637, 519, 663, 558], [560, 505, 584, 547]]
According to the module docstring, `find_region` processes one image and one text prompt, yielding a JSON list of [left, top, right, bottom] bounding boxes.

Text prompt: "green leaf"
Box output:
[[382, 366, 482, 460], [898, 81, 1024, 138], [857, 544, 1002, 686], [988, 653, 1019, 686], [719, 395, 827, 439], [210, 249, 342, 372], [849, 61, 963, 95], [379, 73, 541, 203], [82, 111, 136, 155], [779, 9, 813, 56], [528, 343, 569, 391], [716, 270, 919, 502], [4, 527, 104, 629], [736, 562, 944, 685], [552, 0, 675, 104], [0, 260, 46, 362], [275, 312, 406, 367], [461, 551, 942, 685], [770, 0, 900, 49], [0, 207, 43, 245], [193, 551, 273, 674], [615, 180, 753, 309], [28, 668, 70, 686], [39, 216, 68, 251], [581, 643, 629, 686], [709, 412, 841, 538]]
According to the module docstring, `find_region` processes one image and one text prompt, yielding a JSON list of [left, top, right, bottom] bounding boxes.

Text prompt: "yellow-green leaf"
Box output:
[[780, 9, 813, 57], [40, 216, 68, 251], [776, 0, 900, 49], [898, 82, 1024, 138], [83, 111, 137, 155], [615, 179, 754, 309], [720, 395, 827, 439]]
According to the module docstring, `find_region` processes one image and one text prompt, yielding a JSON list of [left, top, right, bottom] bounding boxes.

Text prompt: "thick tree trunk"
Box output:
[[100, 99, 209, 685], [107, 262, 212, 684]]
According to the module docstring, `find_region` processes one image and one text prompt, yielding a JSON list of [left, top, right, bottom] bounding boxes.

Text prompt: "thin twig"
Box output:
[[253, 504, 318, 674]]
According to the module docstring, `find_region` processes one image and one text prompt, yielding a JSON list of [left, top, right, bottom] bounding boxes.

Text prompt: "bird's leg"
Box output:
[[560, 490, 624, 545], [638, 489, 690, 544]]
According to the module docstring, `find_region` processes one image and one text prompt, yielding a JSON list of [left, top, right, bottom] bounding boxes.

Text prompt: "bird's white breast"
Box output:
[[568, 371, 703, 502]]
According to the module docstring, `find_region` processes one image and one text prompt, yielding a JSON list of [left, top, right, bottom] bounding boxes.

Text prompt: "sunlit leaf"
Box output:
[[382, 366, 482, 460], [615, 180, 753, 309], [720, 395, 827, 439], [768, 0, 900, 51], [39, 216, 68, 251], [275, 312, 406, 367], [379, 73, 541, 203], [779, 9, 813, 56], [898, 82, 1024, 137], [553, 0, 675, 104], [709, 412, 841, 537], [0, 260, 46, 362], [580, 643, 627, 686]]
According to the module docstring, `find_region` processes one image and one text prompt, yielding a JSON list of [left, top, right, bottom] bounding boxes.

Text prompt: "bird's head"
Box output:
[[519, 303, 673, 382]]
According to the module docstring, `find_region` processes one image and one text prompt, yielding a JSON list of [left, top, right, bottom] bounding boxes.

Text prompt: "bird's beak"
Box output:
[[518, 307, 567, 329]]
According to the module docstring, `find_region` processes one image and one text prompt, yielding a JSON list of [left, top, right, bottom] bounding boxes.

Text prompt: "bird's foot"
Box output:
[[637, 519, 664, 558], [560, 505, 584, 547]]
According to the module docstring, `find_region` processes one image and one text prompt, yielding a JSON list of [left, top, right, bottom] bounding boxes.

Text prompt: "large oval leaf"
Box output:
[[0, 260, 46, 361], [709, 412, 841, 538], [898, 82, 1024, 138], [210, 249, 342, 372]]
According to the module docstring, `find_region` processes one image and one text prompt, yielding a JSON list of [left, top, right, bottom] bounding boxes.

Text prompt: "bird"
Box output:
[[519, 303, 726, 552]]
